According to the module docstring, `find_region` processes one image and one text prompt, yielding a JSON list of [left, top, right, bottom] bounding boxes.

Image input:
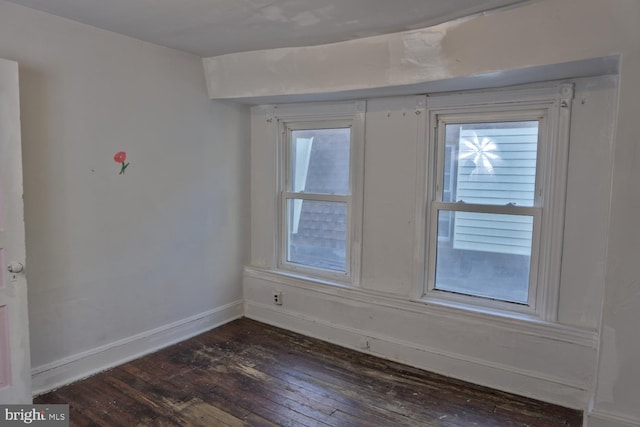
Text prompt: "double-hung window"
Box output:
[[424, 85, 573, 318], [276, 102, 365, 283]]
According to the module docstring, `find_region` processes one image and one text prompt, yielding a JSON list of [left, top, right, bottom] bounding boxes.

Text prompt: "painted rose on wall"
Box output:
[[114, 151, 129, 175]]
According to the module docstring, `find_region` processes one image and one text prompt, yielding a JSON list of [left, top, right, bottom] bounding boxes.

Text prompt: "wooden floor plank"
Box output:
[[36, 318, 583, 426], [190, 331, 424, 426], [191, 325, 425, 425]]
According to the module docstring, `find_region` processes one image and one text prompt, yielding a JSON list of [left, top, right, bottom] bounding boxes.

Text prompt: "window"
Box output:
[[275, 102, 365, 283], [284, 124, 351, 272], [434, 118, 540, 305], [424, 85, 573, 317]]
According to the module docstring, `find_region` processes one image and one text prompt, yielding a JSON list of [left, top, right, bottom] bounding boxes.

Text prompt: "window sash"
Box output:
[[285, 123, 352, 196], [279, 121, 354, 280], [434, 113, 546, 207], [427, 203, 542, 306], [284, 198, 349, 273], [283, 193, 350, 202], [431, 201, 540, 216], [426, 111, 548, 312]]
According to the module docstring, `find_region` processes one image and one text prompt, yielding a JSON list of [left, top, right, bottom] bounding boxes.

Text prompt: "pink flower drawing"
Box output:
[[114, 151, 129, 174]]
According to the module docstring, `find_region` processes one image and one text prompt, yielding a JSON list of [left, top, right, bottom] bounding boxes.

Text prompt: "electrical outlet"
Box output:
[[273, 291, 283, 305]]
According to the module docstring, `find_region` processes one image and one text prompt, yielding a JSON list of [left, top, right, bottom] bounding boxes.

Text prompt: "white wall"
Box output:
[[0, 1, 249, 394], [225, 0, 640, 425]]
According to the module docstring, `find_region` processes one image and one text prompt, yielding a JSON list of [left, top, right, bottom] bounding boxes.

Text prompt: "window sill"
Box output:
[[417, 289, 539, 318], [254, 266, 356, 291], [413, 295, 597, 348], [413, 294, 542, 323], [243, 266, 598, 348]]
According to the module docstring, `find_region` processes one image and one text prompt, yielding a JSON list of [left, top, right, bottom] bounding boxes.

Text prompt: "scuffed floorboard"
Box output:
[[36, 318, 582, 426]]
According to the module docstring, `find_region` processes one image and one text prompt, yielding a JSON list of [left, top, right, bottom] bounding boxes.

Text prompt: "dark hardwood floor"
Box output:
[[36, 318, 582, 426]]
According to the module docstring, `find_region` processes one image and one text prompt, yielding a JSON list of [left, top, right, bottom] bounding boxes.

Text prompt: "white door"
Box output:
[[0, 58, 31, 404]]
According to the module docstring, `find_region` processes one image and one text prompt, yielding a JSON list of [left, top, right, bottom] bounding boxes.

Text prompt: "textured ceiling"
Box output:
[[4, 0, 530, 57]]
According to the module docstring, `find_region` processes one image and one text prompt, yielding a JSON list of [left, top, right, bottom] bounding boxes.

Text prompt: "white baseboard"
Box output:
[[31, 300, 243, 396], [587, 410, 640, 427]]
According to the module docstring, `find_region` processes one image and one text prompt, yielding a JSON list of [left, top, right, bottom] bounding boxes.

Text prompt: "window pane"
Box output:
[[286, 199, 347, 272], [434, 210, 533, 304], [443, 121, 538, 206], [290, 128, 350, 195]]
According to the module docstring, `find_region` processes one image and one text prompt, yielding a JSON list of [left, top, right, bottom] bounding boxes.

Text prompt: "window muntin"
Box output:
[[429, 115, 545, 307], [282, 123, 353, 276]]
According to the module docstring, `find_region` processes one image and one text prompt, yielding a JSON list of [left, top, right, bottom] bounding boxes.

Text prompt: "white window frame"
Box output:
[[422, 84, 573, 320], [273, 101, 366, 285]]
